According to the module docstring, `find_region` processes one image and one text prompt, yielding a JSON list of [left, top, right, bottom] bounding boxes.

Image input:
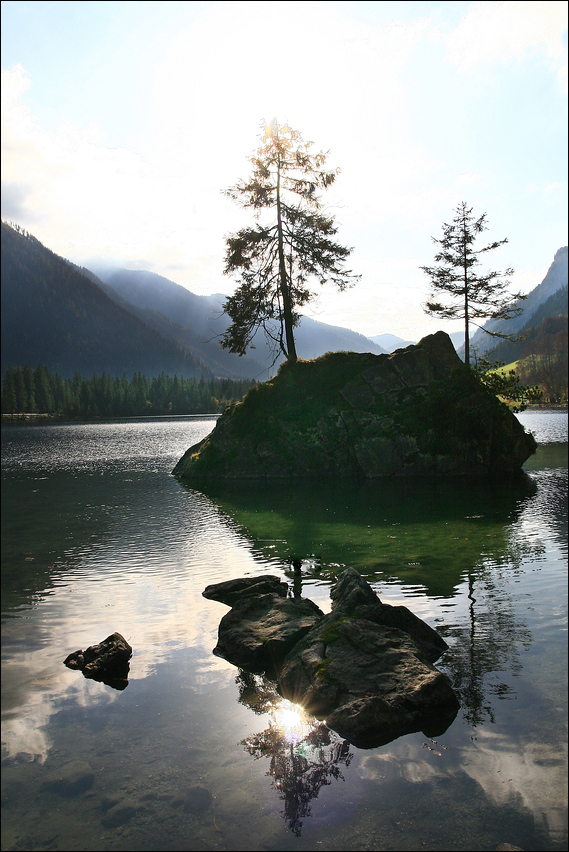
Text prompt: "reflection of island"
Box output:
[[192, 475, 538, 597], [236, 671, 352, 836]]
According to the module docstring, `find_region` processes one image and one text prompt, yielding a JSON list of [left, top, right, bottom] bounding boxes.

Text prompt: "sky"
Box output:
[[1, 0, 567, 341]]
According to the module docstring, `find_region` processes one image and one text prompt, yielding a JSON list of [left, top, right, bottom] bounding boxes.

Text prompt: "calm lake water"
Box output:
[[1, 409, 567, 852]]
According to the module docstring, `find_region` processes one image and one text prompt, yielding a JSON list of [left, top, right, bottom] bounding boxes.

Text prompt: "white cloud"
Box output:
[[456, 171, 481, 187], [1, 62, 31, 108], [445, 1, 568, 70]]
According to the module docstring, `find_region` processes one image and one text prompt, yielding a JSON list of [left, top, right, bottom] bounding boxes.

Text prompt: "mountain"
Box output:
[[1, 223, 386, 381], [463, 246, 568, 361], [368, 333, 415, 352], [369, 330, 465, 353], [94, 267, 388, 377], [0, 222, 212, 379], [482, 283, 568, 366]]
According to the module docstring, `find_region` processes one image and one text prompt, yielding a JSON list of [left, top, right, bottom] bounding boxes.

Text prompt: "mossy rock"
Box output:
[[173, 332, 536, 480]]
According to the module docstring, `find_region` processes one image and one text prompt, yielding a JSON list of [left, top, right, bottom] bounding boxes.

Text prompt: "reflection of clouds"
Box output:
[[2, 710, 52, 765], [358, 732, 568, 843], [1, 502, 258, 762], [1, 646, 117, 763], [460, 732, 568, 842], [359, 750, 442, 784]]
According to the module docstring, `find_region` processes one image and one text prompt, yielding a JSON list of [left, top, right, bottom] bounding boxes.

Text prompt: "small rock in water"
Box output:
[[64, 632, 132, 689], [182, 786, 213, 814], [48, 760, 94, 797], [101, 799, 138, 827]]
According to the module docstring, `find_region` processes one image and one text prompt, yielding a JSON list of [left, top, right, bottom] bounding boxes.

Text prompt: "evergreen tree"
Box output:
[[34, 364, 54, 413], [22, 364, 37, 412], [222, 119, 360, 363], [2, 366, 17, 414], [420, 202, 525, 364]]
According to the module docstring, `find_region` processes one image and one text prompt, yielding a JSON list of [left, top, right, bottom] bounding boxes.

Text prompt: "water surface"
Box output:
[[1, 410, 567, 851]]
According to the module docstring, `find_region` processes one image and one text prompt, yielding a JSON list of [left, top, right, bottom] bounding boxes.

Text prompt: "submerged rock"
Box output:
[[182, 786, 213, 814], [64, 632, 132, 690], [173, 332, 536, 481], [101, 799, 138, 828], [47, 760, 94, 797], [204, 569, 459, 748]]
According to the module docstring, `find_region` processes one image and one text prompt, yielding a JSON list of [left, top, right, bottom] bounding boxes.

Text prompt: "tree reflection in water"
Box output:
[[236, 671, 353, 836]]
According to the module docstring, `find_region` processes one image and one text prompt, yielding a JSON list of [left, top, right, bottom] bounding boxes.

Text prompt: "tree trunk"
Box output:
[[276, 157, 298, 362], [462, 221, 470, 366]]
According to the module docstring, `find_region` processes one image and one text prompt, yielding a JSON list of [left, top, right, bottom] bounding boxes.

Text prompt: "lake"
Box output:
[[1, 409, 567, 852]]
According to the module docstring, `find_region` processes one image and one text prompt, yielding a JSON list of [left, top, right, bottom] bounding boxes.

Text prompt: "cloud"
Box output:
[[1, 63, 209, 276], [0, 181, 36, 222], [445, 1, 568, 71], [456, 171, 481, 187]]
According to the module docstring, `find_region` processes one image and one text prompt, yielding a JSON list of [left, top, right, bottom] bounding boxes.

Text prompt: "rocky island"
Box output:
[[173, 331, 536, 480], [204, 568, 460, 748]]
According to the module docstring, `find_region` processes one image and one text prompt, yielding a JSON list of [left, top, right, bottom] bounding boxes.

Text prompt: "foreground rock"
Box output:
[[203, 574, 288, 606], [173, 331, 536, 480], [64, 632, 132, 690], [213, 592, 324, 675], [204, 569, 459, 748]]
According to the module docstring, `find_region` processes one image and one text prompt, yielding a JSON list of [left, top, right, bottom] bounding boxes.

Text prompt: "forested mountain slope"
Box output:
[[96, 267, 387, 378], [464, 246, 568, 360], [0, 222, 210, 379], [483, 283, 568, 365]]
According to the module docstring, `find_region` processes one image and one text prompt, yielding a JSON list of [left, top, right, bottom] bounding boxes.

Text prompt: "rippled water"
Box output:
[[1, 410, 567, 852]]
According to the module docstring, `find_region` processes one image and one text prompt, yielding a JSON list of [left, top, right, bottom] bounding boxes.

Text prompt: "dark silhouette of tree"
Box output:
[[420, 202, 525, 364], [221, 119, 360, 364]]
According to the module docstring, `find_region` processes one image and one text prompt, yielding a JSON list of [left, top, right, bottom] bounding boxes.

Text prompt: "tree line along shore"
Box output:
[[1, 364, 256, 419]]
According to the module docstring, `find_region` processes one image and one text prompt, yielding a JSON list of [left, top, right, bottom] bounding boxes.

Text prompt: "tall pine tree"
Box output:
[[221, 120, 360, 364], [420, 202, 525, 365]]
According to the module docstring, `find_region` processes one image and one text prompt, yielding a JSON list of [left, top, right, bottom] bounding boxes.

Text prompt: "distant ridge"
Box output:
[[463, 246, 568, 360], [368, 333, 415, 352], [1, 222, 386, 380], [94, 266, 388, 377], [369, 330, 464, 353], [0, 222, 211, 379]]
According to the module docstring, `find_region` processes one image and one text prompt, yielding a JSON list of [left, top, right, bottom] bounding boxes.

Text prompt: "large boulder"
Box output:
[[277, 569, 458, 747], [329, 567, 448, 663], [204, 570, 460, 748], [212, 592, 324, 675], [173, 331, 536, 480]]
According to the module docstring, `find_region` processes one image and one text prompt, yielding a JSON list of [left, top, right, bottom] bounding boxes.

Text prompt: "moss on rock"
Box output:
[[173, 332, 536, 480]]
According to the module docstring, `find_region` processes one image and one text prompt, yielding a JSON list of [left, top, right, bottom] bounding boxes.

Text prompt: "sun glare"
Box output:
[[273, 699, 311, 743]]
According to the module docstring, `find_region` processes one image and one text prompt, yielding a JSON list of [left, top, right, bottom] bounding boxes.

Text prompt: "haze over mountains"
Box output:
[[1, 221, 566, 381], [91, 266, 388, 378], [1, 222, 385, 380]]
